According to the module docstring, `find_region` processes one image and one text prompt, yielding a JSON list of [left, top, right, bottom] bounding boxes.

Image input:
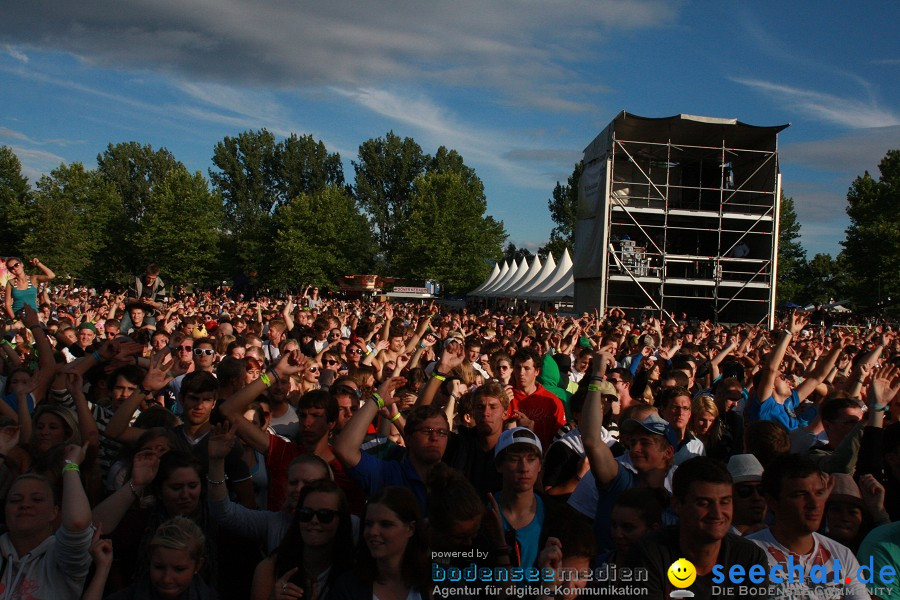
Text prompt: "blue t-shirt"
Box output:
[[496, 493, 545, 570], [745, 389, 816, 431], [2, 393, 35, 416]]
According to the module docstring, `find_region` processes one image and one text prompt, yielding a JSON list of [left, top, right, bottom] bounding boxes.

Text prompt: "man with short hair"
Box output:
[[334, 376, 448, 513], [441, 381, 507, 495], [747, 455, 869, 600], [606, 367, 635, 411], [626, 457, 767, 597], [657, 386, 705, 464], [493, 427, 545, 569], [507, 347, 566, 449], [579, 351, 677, 555]]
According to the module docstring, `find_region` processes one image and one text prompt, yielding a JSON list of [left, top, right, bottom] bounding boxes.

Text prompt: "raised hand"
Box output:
[[64, 442, 90, 466], [870, 363, 900, 407], [89, 526, 114, 569], [131, 449, 161, 487], [274, 567, 302, 600], [376, 376, 408, 405], [208, 422, 237, 460], [789, 312, 809, 337], [273, 349, 307, 379], [143, 350, 175, 392]]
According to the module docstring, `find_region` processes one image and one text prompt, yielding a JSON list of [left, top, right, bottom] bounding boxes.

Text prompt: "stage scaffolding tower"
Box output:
[[574, 112, 788, 327]]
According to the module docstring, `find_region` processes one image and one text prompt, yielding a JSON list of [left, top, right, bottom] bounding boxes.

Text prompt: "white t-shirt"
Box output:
[[269, 407, 299, 438], [746, 529, 870, 600]]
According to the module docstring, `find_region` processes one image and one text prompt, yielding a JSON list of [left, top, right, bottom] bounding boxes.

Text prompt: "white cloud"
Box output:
[[3, 44, 28, 63], [781, 126, 900, 176], [732, 78, 899, 129], [0, 0, 676, 113]]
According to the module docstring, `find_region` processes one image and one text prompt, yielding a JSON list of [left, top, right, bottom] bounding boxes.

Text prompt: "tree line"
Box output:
[[0, 131, 507, 294], [536, 149, 900, 314]]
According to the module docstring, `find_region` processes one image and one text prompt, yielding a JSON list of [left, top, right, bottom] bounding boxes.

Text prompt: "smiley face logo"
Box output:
[[667, 558, 696, 588]]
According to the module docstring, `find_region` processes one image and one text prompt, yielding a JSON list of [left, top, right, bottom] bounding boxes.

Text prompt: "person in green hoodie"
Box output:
[[538, 352, 573, 423]]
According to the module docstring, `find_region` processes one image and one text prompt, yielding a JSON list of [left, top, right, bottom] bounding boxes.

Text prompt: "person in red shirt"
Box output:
[[507, 347, 566, 450]]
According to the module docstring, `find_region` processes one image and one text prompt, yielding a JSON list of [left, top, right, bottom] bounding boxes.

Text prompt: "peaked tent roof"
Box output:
[[469, 262, 501, 295], [516, 253, 557, 297], [488, 256, 532, 298], [473, 261, 508, 296], [524, 249, 573, 300], [483, 259, 520, 296], [504, 255, 543, 297]]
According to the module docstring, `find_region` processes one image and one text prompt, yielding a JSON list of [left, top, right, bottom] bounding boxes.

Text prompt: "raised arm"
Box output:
[[220, 350, 305, 453], [416, 342, 464, 407], [65, 372, 99, 451], [61, 443, 93, 532], [581, 352, 619, 486], [335, 376, 405, 468], [92, 449, 158, 533], [29, 258, 55, 284], [794, 339, 842, 402], [21, 305, 55, 402], [758, 313, 807, 401]]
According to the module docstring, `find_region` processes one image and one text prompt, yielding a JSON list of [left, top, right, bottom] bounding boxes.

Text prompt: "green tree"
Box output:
[[353, 132, 427, 264], [840, 149, 900, 310], [131, 166, 224, 286], [275, 133, 345, 203], [96, 142, 181, 279], [393, 170, 506, 294], [0, 146, 31, 253], [776, 193, 807, 304], [269, 186, 375, 289], [23, 162, 119, 280], [209, 129, 280, 277], [503, 243, 535, 263], [799, 253, 840, 305], [540, 161, 582, 257]]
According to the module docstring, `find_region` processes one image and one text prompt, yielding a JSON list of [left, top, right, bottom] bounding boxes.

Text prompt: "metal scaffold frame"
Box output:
[[574, 113, 788, 327]]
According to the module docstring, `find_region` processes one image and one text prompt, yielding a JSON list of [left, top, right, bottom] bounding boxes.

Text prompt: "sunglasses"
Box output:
[[7, 262, 21, 269], [307, 366, 320, 373], [735, 483, 762, 499], [194, 348, 215, 356], [607, 378, 623, 384], [296, 507, 339, 523], [414, 427, 450, 438], [176, 345, 194, 353], [324, 360, 339, 366], [347, 348, 363, 355]]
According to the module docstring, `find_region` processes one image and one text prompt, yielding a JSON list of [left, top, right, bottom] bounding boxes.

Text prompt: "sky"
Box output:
[[1, 1, 897, 258]]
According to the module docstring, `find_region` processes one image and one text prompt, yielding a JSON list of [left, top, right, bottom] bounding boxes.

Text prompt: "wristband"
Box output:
[[432, 372, 447, 382], [259, 372, 272, 388], [419, 342, 426, 349], [372, 392, 385, 409], [62, 462, 80, 474], [268, 369, 280, 383], [390, 412, 402, 423], [206, 475, 227, 486], [138, 384, 152, 396], [588, 384, 602, 393], [870, 404, 889, 412], [92, 350, 102, 362], [129, 481, 143, 499]]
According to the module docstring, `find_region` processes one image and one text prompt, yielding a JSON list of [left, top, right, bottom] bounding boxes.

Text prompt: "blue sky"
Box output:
[[1, 1, 897, 258]]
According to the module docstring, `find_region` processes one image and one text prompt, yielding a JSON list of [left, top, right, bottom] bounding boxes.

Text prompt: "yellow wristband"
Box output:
[[259, 373, 272, 388], [372, 393, 385, 409], [390, 412, 402, 423], [62, 462, 80, 474], [432, 372, 446, 382], [587, 384, 602, 393]]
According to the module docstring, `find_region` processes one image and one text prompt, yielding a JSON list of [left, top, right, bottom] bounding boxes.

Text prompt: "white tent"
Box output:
[[483, 258, 521, 296], [504, 255, 543, 297], [469, 262, 501, 295], [524, 249, 573, 300], [488, 256, 532, 298], [474, 261, 509, 296], [516, 253, 557, 298]]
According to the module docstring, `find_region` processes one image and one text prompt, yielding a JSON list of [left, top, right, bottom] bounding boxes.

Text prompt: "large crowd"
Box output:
[[1, 258, 899, 600]]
